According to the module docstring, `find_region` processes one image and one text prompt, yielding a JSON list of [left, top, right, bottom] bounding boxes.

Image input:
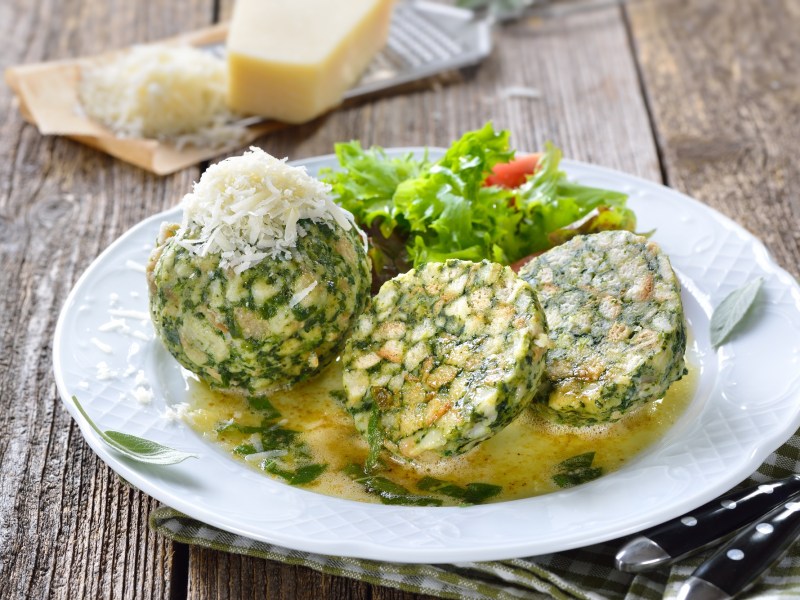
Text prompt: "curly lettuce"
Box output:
[[320, 123, 635, 286]]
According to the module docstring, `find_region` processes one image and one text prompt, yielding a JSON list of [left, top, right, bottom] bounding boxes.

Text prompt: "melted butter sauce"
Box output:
[[184, 360, 697, 506]]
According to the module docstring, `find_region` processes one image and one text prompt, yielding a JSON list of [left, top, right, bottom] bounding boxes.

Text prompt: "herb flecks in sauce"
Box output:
[[552, 451, 603, 488], [417, 477, 502, 505], [344, 465, 502, 507], [182, 361, 696, 506], [345, 464, 442, 507], [214, 389, 327, 486], [365, 404, 385, 473]]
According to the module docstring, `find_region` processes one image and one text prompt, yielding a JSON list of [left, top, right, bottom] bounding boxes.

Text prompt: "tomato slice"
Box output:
[[484, 153, 541, 188]]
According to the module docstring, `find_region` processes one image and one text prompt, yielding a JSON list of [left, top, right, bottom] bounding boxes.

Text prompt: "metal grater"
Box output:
[[202, 1, 492, 102], [344, 1, 492, 99]]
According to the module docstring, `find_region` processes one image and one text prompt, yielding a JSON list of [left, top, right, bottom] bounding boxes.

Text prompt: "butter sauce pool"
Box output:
[[183, 361, 696, 506]]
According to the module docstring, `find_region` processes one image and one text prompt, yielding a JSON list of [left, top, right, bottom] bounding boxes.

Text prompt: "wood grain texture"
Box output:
[[184, 3, 660, 599], [12, 0, 798, 598], [626, 0, 800, 277], [0, 0, 212, 598]]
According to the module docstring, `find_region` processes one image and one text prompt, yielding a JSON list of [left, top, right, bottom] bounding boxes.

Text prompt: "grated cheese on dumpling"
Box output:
[[177, 147, 364, 273]]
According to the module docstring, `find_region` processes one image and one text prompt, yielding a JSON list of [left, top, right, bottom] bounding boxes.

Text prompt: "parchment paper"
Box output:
[[5, 25, 293, 176]]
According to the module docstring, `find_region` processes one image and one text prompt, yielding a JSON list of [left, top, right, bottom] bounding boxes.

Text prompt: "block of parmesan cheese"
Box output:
[[226, 0, 394, 123]]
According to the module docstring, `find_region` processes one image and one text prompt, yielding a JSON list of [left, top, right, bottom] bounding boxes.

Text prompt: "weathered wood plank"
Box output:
[[3, 0, 798, 597], [626, 0, 800, 277], [185, 4, 660, 599], [0, 0, 215, 598]]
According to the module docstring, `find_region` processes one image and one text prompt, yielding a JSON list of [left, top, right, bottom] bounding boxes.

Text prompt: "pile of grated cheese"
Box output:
[[177, 147, 362, 273], [78, 44, 248, 148]]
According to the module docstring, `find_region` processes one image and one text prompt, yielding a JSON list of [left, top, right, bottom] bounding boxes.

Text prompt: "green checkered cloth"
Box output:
[[150, 430, 800, 599]]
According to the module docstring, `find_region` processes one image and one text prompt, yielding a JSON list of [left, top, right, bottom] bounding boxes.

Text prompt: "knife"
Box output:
[[615, 474, 800, 572], [677, 498, 800, 599]]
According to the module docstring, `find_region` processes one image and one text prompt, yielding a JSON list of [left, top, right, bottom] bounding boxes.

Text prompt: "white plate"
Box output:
[[53, 150, 800, 563]]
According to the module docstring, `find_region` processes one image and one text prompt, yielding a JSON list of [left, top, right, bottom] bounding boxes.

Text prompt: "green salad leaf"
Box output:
[[321, 123, 634, 285], [392, 123, 515, 266], [322, 142, 430, 236], [509, 146, 632, 256]]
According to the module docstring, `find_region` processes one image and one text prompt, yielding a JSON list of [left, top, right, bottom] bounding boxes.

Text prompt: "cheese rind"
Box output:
[[227, 0, 394, 123]]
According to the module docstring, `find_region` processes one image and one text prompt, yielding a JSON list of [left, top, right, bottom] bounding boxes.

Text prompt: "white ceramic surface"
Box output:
[[53, 150, 800, 563]]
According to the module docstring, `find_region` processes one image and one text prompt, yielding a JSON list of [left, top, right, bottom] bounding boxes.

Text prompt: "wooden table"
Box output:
[[2, 0, 798, 597]]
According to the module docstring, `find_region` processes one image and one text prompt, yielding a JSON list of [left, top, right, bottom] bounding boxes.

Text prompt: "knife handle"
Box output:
[[616, 474, 800, 572], [683, 499, 800, 598]]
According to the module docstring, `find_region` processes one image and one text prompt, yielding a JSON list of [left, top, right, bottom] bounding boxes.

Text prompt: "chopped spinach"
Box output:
[[417, 476, 502, 504], [265, 462, 327, 485], [246, 395, 281, 419], [328, 389, 346, 404], [552, 451, 603, 488], [344, 466, 501, 506], [344, 464, 442, 506], [365, 404, 385, 473], [556, 451, 595, 471], [216, 401, 326, 487], [215, 419, 268, 435], [233, 443, 257, 456]]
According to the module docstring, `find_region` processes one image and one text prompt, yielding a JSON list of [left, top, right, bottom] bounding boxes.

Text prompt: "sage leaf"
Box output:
[[72, 396, 198, 465], [710, 278, 763, 348]]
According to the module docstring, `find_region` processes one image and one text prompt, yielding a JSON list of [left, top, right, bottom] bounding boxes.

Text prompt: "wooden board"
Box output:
[[3, 0, 798, 598], [626, 0, 800, 278]]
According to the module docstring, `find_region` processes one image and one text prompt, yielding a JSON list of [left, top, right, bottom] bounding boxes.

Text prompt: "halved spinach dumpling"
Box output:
[[519, 230, 687, 425], [342, 259, 549, 461]]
